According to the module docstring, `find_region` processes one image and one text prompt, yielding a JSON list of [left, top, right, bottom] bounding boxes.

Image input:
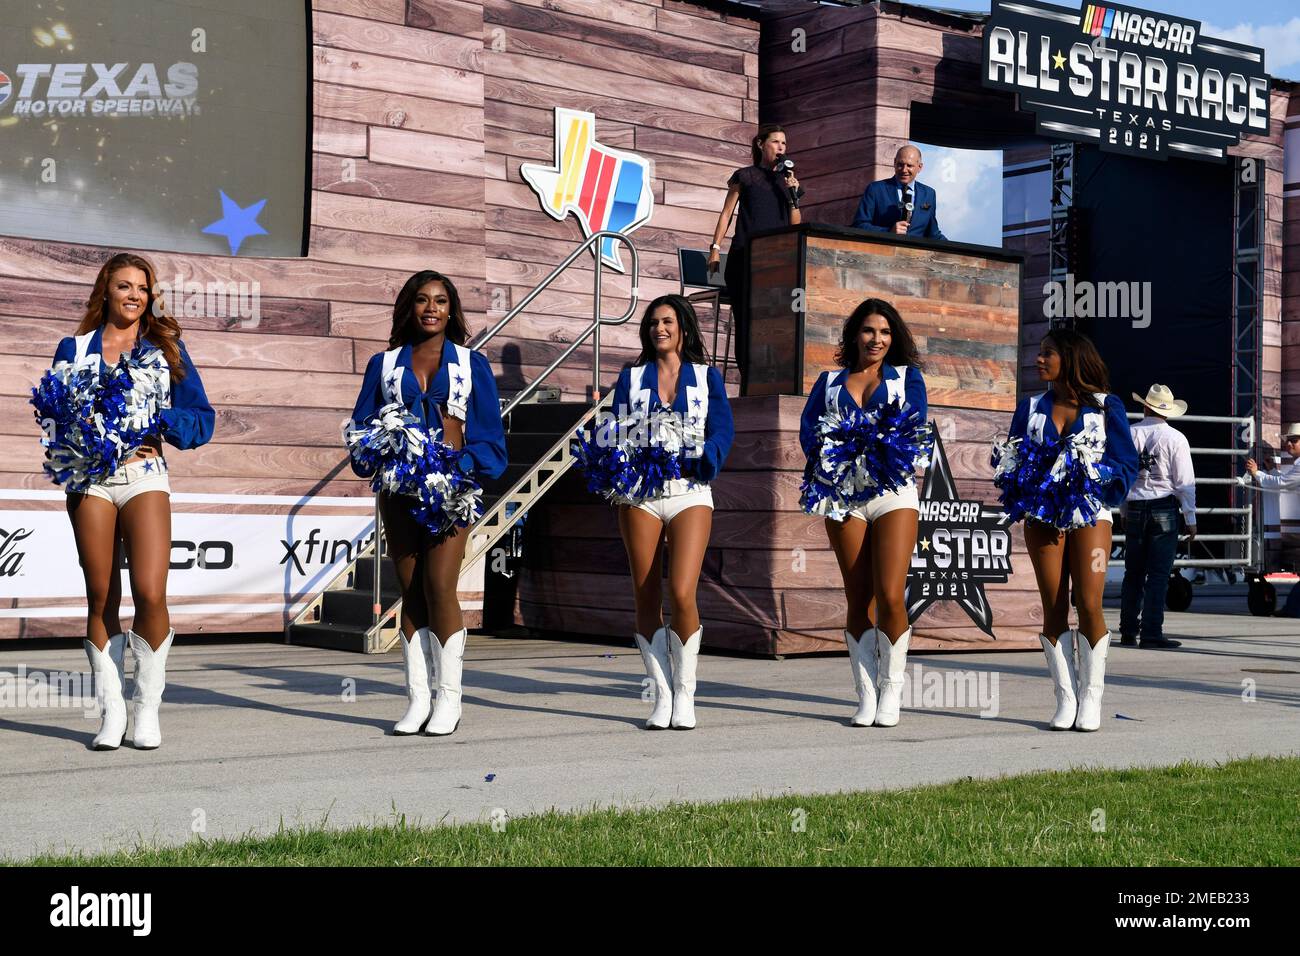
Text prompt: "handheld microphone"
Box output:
[[774, 158, 798, 207]]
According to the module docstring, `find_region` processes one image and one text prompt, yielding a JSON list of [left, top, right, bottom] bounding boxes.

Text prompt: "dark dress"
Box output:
[[724, 164, 800, 392]]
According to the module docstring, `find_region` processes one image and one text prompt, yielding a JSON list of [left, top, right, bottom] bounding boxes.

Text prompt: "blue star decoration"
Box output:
[[202, 190, 268, 255], [142, 460, 154, 473], [692, 397, 702, 408]]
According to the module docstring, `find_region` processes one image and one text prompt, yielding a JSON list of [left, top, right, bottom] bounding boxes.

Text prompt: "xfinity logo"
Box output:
[[3, 62, 199, 117], [280, 529, 375, 575], [50, 886, 151, 936]]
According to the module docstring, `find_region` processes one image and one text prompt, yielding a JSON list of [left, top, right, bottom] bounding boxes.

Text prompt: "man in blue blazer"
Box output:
[[852, 145, 946, 240]]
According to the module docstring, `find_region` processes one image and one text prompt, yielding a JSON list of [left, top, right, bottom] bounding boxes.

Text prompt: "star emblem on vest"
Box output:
[[905, 430, 1014, 637]]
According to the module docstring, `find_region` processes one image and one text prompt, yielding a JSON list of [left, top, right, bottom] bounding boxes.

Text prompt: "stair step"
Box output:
[[506, 401, 593, 434], [321, 588, 395, 626], [287, 622, 382, 653], [505, 432, 574, 463]]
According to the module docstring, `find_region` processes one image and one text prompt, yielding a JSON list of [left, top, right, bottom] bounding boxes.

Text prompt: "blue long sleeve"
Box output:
[[693, 366, 733, 481], [52, 337, 75, 365], [611, 366, 631, 417], [460, 351, 507, 480], [1099, 394, 1139, 507], [1008, 397, 1030, 441], [904, 366, 928, 421], [348, 352, 386, 479], [852, 186, 886, 232], [158, 343, 214, 450], [800, 371, 829, 458]]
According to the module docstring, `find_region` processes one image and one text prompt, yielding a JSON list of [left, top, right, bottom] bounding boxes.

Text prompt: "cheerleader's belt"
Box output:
[[76, 457, 170, 507]]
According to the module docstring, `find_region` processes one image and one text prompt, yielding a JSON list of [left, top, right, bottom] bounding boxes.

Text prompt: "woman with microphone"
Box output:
[[708, 124, 802, 394]]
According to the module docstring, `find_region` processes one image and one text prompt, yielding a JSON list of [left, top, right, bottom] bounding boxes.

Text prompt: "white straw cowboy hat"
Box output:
[[1132, 384, 1188, 417], [1284, 423, 1300, 439]]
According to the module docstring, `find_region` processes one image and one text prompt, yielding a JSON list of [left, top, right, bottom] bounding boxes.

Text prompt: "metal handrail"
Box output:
[[473, 229, 641, 414]]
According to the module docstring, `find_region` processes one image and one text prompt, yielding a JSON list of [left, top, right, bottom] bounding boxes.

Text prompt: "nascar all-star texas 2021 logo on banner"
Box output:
[[906, 431, 1012, 638], [0, 61, 199, 117], [982, 1, 1269, 161], [521, 107, 653, 273]]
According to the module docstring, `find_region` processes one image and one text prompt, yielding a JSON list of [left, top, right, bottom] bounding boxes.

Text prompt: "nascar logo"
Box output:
[[521, 107, 653, 273], [1080, 4, 1195, 53], [1082, 4, 1115, 38]]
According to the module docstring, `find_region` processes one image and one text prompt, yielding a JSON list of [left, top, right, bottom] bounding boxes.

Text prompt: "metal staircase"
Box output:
[[286, 231, 638, 652]]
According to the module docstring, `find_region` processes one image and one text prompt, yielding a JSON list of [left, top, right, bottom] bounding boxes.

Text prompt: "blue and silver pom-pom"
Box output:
[[345, 401, 434, 496], [345, 402, 483, 535], [800, 399, 932, 518], [31, 347, 167, 492], [410, 439, 484, 537], [992, 432, 1110, 529], [572, 410, 686, 504]]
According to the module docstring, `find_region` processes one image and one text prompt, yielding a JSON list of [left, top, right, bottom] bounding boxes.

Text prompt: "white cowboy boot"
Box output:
[[1074, 632, 1111, 732], [668, 627, 702, 730], [129, 629, 174, 750], [1039, 629, 1079, 730], [426, 628, 467, 736], [844, 628, 879, 727], [874, 627, 912, 727], [634, 627, 674, 730], [393, 628, 433, 735], [85, 633, 127, 750]]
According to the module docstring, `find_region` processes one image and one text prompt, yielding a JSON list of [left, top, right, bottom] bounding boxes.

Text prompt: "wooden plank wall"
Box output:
[[0, 0, 760, 638], [481, 0, 759, 396]]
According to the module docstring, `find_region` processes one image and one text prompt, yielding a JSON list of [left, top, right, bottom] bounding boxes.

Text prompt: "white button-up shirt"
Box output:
[[1254, 459, 1300, 492], [1127, 416, 1196, 524]]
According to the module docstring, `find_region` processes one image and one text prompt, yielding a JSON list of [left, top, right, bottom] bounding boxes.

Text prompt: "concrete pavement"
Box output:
[[0, 600, 1296, 860]]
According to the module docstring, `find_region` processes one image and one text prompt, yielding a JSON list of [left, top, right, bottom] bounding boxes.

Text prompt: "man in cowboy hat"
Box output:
[[1245, 423, 1300, 617], [1119, 385, 1197, 648]]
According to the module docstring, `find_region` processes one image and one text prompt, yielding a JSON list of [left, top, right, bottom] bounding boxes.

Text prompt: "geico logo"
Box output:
[[169, 540, 234, 571], [10, 62, 198, 99]]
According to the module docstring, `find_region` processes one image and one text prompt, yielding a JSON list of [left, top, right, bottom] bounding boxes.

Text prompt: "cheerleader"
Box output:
[[598, 295, 733, 729], [348, 271, 506, 737], [799, 299, 930, 728], [46, 253, 214, 750], [994, 330, 1138, 732]]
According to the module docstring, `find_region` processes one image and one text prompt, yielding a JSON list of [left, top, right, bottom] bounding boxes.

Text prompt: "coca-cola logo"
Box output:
[[0, 527, 33, 576]]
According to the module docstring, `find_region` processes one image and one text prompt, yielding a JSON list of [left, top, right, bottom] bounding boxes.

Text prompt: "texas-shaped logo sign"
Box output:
[[521, 107, 653, 273]]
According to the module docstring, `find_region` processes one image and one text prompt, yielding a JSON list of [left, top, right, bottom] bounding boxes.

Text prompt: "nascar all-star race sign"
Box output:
[[982, 1, 1270, 161]]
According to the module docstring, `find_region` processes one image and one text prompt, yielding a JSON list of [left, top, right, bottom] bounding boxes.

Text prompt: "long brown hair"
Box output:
[[1042, 328, 1109, 408], [388, 271, 469, 347], [76, 252, 186, 382], [835, 298, 920, 370]]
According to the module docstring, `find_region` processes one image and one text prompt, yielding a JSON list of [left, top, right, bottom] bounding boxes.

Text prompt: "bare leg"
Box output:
[[380, 493, 429, 640], [870, 507, 919, 641], [1067, 521, 1113, 645], [1024, 521, 1071, 640], [618, 505, 666, 637], [66, 494, 123, 649], [118, 491, 172, 648], [423, 522, 469, 643], [824, 516, 875, 636], [664, 506, 712, 639]]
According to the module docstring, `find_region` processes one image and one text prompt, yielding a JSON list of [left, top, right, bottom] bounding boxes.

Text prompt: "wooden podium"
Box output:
[[516, 225, 1046, 654]]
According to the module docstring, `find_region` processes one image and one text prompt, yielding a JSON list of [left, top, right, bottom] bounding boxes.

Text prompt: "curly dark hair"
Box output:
[[834, 298, 920, 370], [633, 294, 708, 365]]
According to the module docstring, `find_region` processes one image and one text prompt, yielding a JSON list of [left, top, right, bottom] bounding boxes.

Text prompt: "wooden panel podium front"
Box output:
[[516, 225, 1046, 655]]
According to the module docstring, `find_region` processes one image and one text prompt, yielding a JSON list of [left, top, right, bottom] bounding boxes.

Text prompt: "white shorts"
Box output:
[[843, 482, 919, 524], [633, 479, 713, 525], [75, 458, 170, 508]]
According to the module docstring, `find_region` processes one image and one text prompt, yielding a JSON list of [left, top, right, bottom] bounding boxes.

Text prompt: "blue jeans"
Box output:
[[1119, 497, 1181, 639]]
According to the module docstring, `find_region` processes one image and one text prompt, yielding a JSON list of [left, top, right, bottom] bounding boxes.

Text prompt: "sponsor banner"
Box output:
[[983, 0, 1270, 161], [0, 511, 372, 600]]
